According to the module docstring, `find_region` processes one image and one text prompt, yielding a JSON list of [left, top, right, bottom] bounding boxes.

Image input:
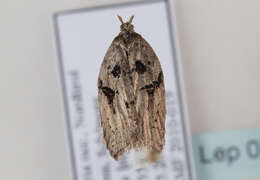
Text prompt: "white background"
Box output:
[[0, 0, 260, 180]]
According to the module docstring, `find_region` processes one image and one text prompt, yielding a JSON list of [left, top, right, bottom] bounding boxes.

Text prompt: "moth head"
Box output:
[[117, 15, 134, 33]]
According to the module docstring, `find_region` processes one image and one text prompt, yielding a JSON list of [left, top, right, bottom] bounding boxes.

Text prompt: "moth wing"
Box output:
[[97, 42, 133, 160], [129, 35, 166, 162]]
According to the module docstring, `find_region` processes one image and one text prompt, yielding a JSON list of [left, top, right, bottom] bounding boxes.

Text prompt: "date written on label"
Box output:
[[198, 139, 260, 165]]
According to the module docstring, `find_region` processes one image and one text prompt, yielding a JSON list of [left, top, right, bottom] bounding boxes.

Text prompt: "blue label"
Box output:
[[192, 128, 260, 180]]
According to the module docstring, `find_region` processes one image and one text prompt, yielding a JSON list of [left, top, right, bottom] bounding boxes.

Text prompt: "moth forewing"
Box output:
[[98, 15, 166, 167]]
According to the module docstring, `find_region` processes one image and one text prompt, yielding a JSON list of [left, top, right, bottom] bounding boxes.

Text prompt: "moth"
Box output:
[[98, 15, 166, 166]]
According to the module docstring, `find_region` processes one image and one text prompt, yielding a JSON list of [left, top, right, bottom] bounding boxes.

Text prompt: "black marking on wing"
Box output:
[[147, 88, 155, 96], [140, 72, 163, 95], [135, 60, 146, 74], [125, 101, 129, 108], [157, 71, 163, 85], [111, 64, 121, 78], [101, 87, 115, 104]]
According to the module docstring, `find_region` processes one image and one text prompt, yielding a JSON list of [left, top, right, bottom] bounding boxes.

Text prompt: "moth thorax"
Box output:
[[120, 23, 134, 33]]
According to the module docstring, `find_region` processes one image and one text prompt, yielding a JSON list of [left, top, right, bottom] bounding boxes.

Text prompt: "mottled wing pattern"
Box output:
[[98, 40, 136, 160], [129, 34, 166, 158], [98, 32, 166, 161]]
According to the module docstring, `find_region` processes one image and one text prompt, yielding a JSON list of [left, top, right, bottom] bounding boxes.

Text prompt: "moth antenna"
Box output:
[[117, 15, 124, 24], [128, 15, 134, 24]]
